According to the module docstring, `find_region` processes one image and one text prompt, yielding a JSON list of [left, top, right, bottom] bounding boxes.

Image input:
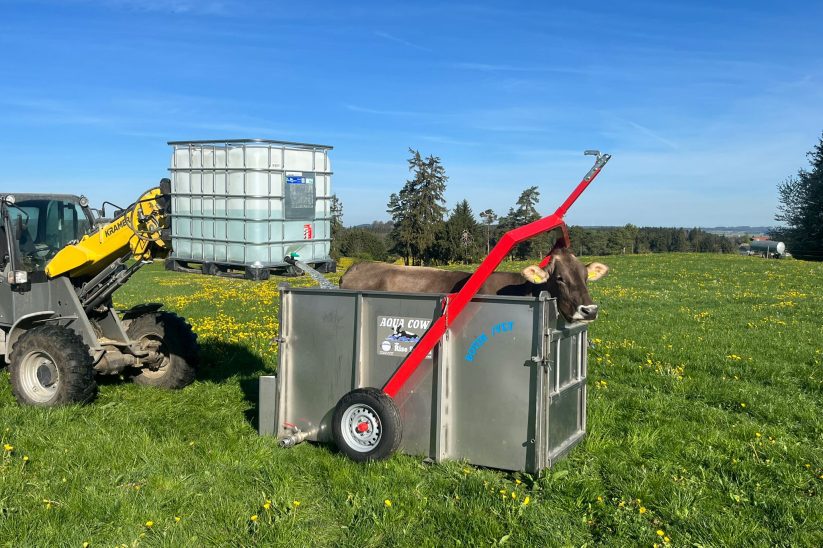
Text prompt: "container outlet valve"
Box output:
[[278, 428, 313, 448]]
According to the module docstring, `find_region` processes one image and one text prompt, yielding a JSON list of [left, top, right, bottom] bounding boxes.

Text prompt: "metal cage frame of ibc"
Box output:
[[265, 150, 612, 467], [165, 139, 336, 280]]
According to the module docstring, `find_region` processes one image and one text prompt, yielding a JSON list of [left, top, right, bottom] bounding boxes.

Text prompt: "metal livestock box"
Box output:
[[166, 139, 335, 279], [259, 286, 589, 473]]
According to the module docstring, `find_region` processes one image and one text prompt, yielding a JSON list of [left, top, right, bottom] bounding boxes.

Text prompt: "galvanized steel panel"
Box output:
[[444, 296, 542, 471]]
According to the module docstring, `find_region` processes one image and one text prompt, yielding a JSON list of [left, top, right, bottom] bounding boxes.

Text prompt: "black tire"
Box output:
[[9, 325, 96, 406], [126, 312, 199, 389], [332, 387, 402, 462], [318, 261, 337, 274]]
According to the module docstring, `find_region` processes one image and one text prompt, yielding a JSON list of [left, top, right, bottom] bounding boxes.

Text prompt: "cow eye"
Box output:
[[556, 275, 565, 284]]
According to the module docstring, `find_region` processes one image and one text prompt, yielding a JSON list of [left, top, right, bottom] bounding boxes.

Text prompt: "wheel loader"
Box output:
[[0, 179, 199, 406]]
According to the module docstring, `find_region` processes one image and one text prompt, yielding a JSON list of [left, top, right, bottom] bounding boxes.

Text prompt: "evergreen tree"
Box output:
[[387, 149, 448, 265], [508, 186, 543, 259], [329, 195, 344, 258], [773, 133, 823, 260], [445, 200, 482, 263], [330, 194, 343, 236], [478, 208, 497, 255], [671, 229, 689, 252], [337, 228, 388, 261]]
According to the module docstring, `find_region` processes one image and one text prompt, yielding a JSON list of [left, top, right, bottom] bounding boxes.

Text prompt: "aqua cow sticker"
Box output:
[[377, 316, 434, 358]]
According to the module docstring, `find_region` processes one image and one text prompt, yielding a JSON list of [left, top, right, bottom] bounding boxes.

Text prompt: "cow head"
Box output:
[[522, 247, 609, 322]]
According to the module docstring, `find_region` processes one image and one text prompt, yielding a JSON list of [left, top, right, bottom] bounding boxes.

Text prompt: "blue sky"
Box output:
[[1, 0, 821, 227]]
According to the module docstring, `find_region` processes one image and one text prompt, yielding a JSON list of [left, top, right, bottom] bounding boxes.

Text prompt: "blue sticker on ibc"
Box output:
[[286, 175, 305, 184]]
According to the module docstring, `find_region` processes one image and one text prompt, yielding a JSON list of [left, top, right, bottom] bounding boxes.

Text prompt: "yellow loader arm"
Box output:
[[45, 186, 170, 279]]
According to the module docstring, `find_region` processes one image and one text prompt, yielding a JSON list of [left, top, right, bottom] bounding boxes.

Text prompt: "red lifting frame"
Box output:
[[383, 152, 611, 398]]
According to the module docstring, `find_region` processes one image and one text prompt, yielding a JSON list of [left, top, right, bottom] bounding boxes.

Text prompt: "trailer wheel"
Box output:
[[126, 312, 199, 389], [332, 388, 402, 462], [9, 325, 96, 406]]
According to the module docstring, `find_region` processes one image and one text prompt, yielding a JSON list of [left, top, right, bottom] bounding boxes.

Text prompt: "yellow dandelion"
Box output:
[[639, 506, 647, 514], [664, 537, 671, 543], [755, 432, 761, 438], [250, 514, 258, 522], [175, 516, 181, 523], [522, 496, 530, 506], [511, 492, 517, 500], [292, 500, 300, 508], [22, 455, 29, 462], [145, 521, 153, 528], [740, 403, 747, 408], [657, 530, 665, 536], [263, 500, 272, 510], [3, 444, 13, 452], [384, 499, 392, 508], [83, 543, 90, 548], [515, 479, 522, 485]]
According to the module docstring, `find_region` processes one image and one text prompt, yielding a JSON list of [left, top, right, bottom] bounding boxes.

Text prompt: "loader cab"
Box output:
[[0, 194, 93, 275]]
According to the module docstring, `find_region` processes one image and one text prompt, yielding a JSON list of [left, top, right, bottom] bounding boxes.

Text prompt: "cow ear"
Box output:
[[586, 262, 609, 282], [522, 265, 549, 284]]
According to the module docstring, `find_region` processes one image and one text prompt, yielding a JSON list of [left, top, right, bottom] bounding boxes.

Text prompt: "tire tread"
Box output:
[[126, 312, 199, 389], [9, 325, 96, 406]]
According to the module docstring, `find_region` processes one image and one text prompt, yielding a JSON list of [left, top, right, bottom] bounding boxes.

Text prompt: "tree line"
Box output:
[[330, 148, 742, 264]]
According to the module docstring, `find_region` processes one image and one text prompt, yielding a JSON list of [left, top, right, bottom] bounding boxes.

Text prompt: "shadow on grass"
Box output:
[[197, 340, 269, 429], [94, 341, 270, 428]]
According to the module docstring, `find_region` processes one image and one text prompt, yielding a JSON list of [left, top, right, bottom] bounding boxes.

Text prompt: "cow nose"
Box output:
[[578, 304, 598, 320]]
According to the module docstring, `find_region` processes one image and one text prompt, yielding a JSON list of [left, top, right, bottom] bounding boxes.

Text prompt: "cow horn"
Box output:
[[522, 265, 549, 284]]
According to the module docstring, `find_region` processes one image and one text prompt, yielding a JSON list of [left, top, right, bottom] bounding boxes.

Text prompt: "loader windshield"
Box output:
[[6, 198, 91, 271]]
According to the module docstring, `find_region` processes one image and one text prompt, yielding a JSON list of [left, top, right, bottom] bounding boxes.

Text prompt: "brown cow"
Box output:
[[340, 247, 609, 323]]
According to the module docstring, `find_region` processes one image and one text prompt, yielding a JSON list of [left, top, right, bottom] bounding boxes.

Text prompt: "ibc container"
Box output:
[[167, 139, 334, 276]]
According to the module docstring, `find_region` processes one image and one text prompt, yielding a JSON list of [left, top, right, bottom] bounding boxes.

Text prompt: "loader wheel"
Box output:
[[332, 388, 402, 462], [9, 325, 96, 406], [126, 312, 199, 389]]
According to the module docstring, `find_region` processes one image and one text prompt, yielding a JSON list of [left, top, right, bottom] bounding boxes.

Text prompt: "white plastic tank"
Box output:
[[749, 240, 785, 256], [168, 139, 333, 267]]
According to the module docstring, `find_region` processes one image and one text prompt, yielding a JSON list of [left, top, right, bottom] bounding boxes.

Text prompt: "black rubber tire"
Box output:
[[317, 261, 337, 274], [332, 387, 402, 462], [126, 312, 199, 389], [9, 325, 96, 406]]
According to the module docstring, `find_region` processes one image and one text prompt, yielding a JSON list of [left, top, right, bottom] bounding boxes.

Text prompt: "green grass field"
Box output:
[[1, 254, 821, 547]]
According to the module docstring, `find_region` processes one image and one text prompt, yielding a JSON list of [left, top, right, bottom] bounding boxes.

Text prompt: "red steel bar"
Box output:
[[383, 153, 611, 398]]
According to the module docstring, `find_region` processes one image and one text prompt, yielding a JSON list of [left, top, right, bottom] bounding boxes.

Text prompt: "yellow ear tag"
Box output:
[[531, 275, 544, 284]]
